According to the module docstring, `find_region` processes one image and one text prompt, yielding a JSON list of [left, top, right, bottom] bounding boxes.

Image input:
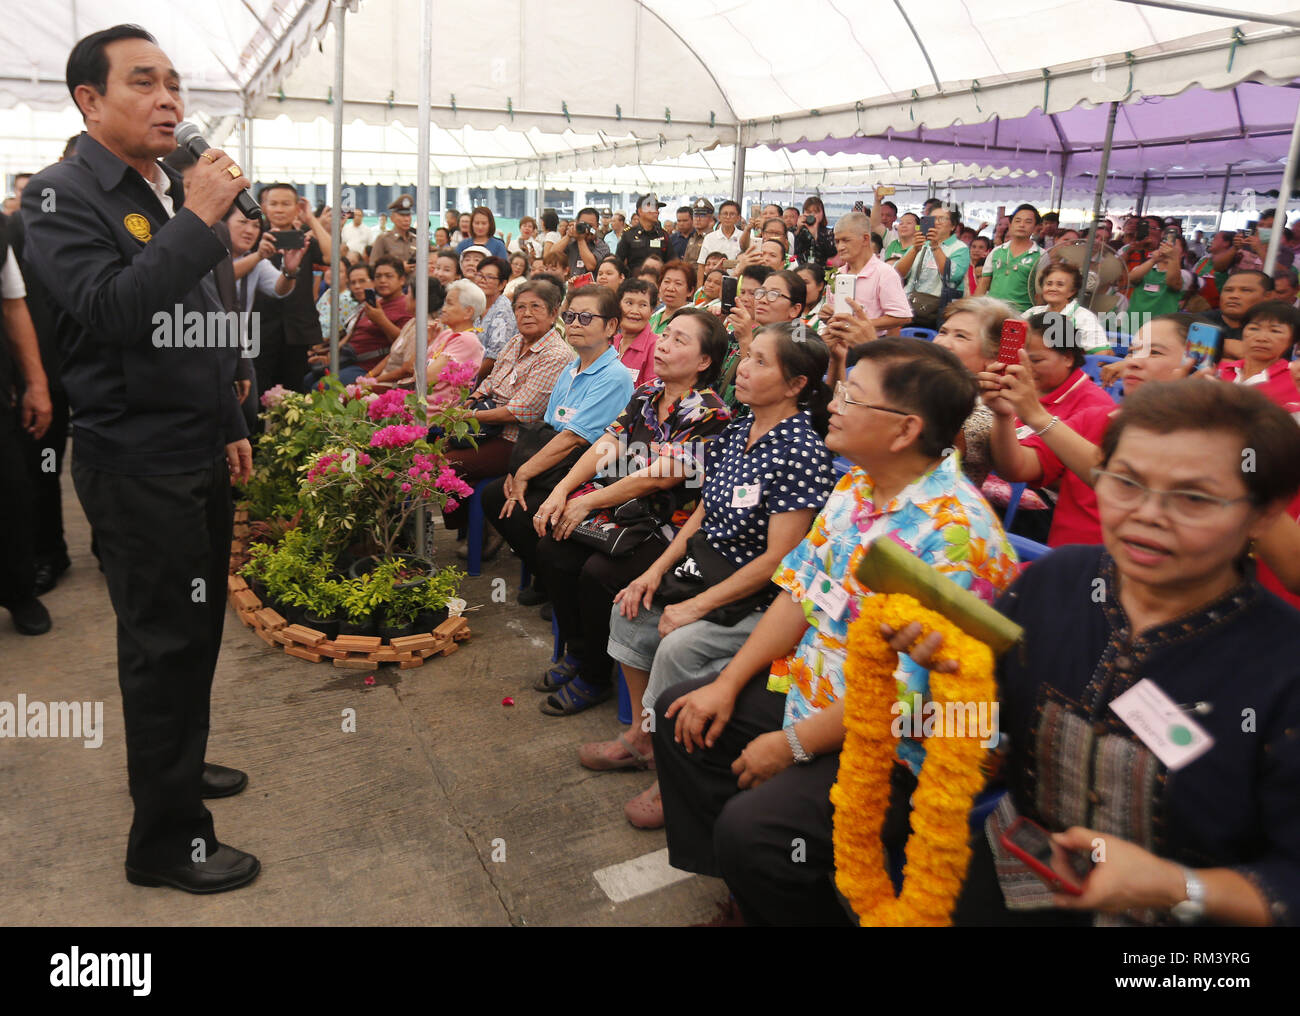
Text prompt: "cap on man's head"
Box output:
[[461, 244, 492, 259], [388, 195, 414, 213], [692, 198, 715, 216], [637, 193, 667, 212]]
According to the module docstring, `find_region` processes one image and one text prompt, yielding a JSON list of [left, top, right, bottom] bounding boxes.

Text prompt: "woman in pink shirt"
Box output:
[[1216, 301, 1300, 420], [426, 279, 486, 405], [614, 278, 659, 386]]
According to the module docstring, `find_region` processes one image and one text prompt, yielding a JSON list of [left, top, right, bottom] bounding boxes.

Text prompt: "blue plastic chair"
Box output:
[[550, 611, 563, 663], [1009, 533, 1051, 563], [1003, 482, 1027, 530], [616, 666, 634, 725], [900, 327, 938, 341], [1082, 353, 1122, 386], [1108, 332, 1133, 357], [832, 455, 854, 477]]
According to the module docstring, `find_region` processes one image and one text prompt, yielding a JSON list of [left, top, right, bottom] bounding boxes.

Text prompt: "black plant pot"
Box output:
[[414, 605, 450, 634], [280, 601, 308, 626], [303, 610, 340, 639], [338, 616, 376, 637], [378, 619, 416, 641], [249, 578, 268, 603]]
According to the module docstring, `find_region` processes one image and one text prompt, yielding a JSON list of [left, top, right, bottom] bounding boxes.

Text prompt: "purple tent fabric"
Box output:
[[787, 82, 1298, 198]]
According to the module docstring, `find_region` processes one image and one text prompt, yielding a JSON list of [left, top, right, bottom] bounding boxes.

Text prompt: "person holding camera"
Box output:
[[552, 206, 610, 277], [793, 196, 835, 266], [1124, 232, 1191, 335]]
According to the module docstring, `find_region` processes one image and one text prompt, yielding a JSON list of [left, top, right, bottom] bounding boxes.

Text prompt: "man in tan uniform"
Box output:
[[370, 194, 418, 272]]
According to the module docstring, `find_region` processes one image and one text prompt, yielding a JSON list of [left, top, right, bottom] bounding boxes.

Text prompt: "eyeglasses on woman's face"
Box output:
[[1092, 468, 1252, 525], [753, 287, 791, 304]]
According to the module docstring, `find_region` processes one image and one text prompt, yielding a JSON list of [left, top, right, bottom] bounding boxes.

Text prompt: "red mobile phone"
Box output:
[[569, 272, 594, 290], [997, 319, 1028, 365], [1000, 817, 1092, 896]]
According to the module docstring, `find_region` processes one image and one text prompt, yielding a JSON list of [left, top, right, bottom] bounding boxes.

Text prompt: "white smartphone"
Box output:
[[833, 274, 856, 315]]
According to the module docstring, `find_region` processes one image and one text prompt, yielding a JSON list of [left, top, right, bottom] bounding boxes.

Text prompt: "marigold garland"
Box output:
[[830, 593, 996, 927]]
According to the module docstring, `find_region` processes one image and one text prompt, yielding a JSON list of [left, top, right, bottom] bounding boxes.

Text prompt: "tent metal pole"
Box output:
[[1081, 102, 1119, 313], [1111, 0, 1300, 29], [414, 0, 433, 561], [1264, 100, 1300, 274], [731, 126, 746, 204], [1216, 163, 1234, 231], [1136, 172, 1149, 216], [328, 0, 345, 379]]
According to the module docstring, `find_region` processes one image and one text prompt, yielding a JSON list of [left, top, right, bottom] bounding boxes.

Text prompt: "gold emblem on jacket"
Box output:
[[124, 213, 152, 242]]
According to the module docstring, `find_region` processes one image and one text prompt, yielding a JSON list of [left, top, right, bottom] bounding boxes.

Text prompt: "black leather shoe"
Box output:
[[518, 585, 548, 607], [125, 844, 260, 894], [200, 763, 248, 799], [8, 598, 51, 636], [33, 557, 70, 596]]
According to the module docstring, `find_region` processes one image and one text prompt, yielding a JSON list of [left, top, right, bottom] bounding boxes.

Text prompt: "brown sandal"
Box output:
[[578, 733, 655, 772]]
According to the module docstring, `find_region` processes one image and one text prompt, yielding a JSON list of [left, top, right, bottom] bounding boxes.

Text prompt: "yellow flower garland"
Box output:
[[830, 593, 997, 927]]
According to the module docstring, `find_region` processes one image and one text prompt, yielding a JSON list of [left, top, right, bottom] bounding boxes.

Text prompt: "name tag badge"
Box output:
[[555, 405, 576, 422], [1144, 282, 1162, 293], [731, 484, 761, 508], [650, 239, 662, 248], [1109, 678, 1214, 771], [1014, 424, 1035, 441], [506, 370, 518, 386], [809, 571, 849, 621]]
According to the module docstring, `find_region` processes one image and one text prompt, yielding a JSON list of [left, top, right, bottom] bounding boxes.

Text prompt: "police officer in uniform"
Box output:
[[370, 194, 419, 271], [616, 193, 672, 274], [683, 198, 715, 284], [22, 25, 259, 893]]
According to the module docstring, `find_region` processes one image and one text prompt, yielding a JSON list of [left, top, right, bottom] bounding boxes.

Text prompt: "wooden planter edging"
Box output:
[[227, 529, 469, 670]]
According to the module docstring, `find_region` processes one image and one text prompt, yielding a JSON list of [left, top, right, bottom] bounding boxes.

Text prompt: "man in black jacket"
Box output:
[[21, 24, 260, 894]]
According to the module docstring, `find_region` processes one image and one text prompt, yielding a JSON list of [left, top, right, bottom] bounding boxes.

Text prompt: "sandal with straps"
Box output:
[[540, 677, 612, 716], [534, 654, 579, 692], [578, 733, 655, 772]]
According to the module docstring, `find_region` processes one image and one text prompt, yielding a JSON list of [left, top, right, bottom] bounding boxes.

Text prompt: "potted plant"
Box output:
[[414, 564, 463, 633], [379, 578, 421, 641], [257, 528, 322, 624], [339, 573, 381, 636], [303, 572, 346, 638]]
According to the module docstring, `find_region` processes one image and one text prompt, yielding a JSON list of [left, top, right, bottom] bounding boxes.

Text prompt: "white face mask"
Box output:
[[1259, 227, 1273, 243]]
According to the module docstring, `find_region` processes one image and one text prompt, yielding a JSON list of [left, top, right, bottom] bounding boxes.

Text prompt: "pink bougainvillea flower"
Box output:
[[370, 424, 426, 449], [401, 482, 412, 492], [364, 675, 376, 686]]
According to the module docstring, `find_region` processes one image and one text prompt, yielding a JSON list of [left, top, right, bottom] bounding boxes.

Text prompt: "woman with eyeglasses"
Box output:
[[522, 308, 733, 716], [909, 379, 1300, 927], [720, 270, 807, 408], [482, 285, 636, 599], [584, 324, 837, 828], [982, 312, 1188, 547], [651, 337, 1019, 925]]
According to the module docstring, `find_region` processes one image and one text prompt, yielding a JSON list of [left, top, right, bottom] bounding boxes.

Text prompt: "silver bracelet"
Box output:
[[785, 724, 813, 764], [1034, 415, 1059, 438]]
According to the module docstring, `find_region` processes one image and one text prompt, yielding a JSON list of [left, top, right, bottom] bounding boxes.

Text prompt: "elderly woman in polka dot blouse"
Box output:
[[580, 322, 838, 829]]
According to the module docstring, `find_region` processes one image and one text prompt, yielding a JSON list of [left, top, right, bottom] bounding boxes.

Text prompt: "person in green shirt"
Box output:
[[883, 212, 917, 266], [1125, 234, 1189, 335], [977, 203, 1042, 312]]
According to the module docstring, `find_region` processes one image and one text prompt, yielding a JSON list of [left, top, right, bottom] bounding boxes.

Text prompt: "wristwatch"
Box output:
[[785, 725, 813, 765], [1170, 866, 1207, 924], [281, 268, 299, 279]]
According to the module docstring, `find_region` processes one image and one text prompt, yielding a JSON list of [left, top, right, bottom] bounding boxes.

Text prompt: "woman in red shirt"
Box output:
[[1216, 301, 1300, 420], [614, 278, 660, 386]]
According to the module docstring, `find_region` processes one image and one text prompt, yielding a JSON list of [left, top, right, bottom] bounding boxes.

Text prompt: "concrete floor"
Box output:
[[0, 472, 730, 926]]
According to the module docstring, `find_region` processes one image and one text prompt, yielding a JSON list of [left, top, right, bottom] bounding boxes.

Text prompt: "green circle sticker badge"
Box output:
[[820, 578, 832, 594], [1168, 724, 1193, 746]]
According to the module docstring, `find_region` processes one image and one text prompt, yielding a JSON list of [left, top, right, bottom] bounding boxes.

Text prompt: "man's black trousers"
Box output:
[[72, 451, 232, 868]]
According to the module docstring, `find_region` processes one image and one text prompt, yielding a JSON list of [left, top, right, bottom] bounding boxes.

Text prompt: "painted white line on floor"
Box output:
[[594, 848, 693, 903]]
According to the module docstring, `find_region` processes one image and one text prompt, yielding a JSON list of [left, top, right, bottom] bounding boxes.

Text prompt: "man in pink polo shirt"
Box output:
[[819, 211, 912, 334]]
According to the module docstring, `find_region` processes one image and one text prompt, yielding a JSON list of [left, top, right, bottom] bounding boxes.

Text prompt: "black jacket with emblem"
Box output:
[[20, 132, 245, 475]]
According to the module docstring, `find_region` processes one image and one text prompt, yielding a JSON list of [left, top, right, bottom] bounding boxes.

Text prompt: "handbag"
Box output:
[[907, 249, 963, 328], [654, 532, 777, 626], [567, 497, 673, 558], [507, 422, 585, 490], [442, 395, 503, 449]]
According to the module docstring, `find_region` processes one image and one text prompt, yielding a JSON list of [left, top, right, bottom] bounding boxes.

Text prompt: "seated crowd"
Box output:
[[256, 184, 1300, 926]]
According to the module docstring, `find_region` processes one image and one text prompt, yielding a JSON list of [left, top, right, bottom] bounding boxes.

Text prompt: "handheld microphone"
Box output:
[[174, 122, 262, 221]]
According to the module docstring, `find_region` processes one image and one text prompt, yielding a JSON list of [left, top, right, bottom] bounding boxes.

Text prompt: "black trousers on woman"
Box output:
[[530, 531, 665, 688]]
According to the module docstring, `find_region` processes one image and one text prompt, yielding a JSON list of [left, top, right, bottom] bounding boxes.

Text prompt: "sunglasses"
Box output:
[[560, 310, 612, 326]]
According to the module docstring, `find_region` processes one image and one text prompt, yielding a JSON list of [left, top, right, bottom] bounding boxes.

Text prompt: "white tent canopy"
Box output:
[[5, 1, 1300, 184]]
